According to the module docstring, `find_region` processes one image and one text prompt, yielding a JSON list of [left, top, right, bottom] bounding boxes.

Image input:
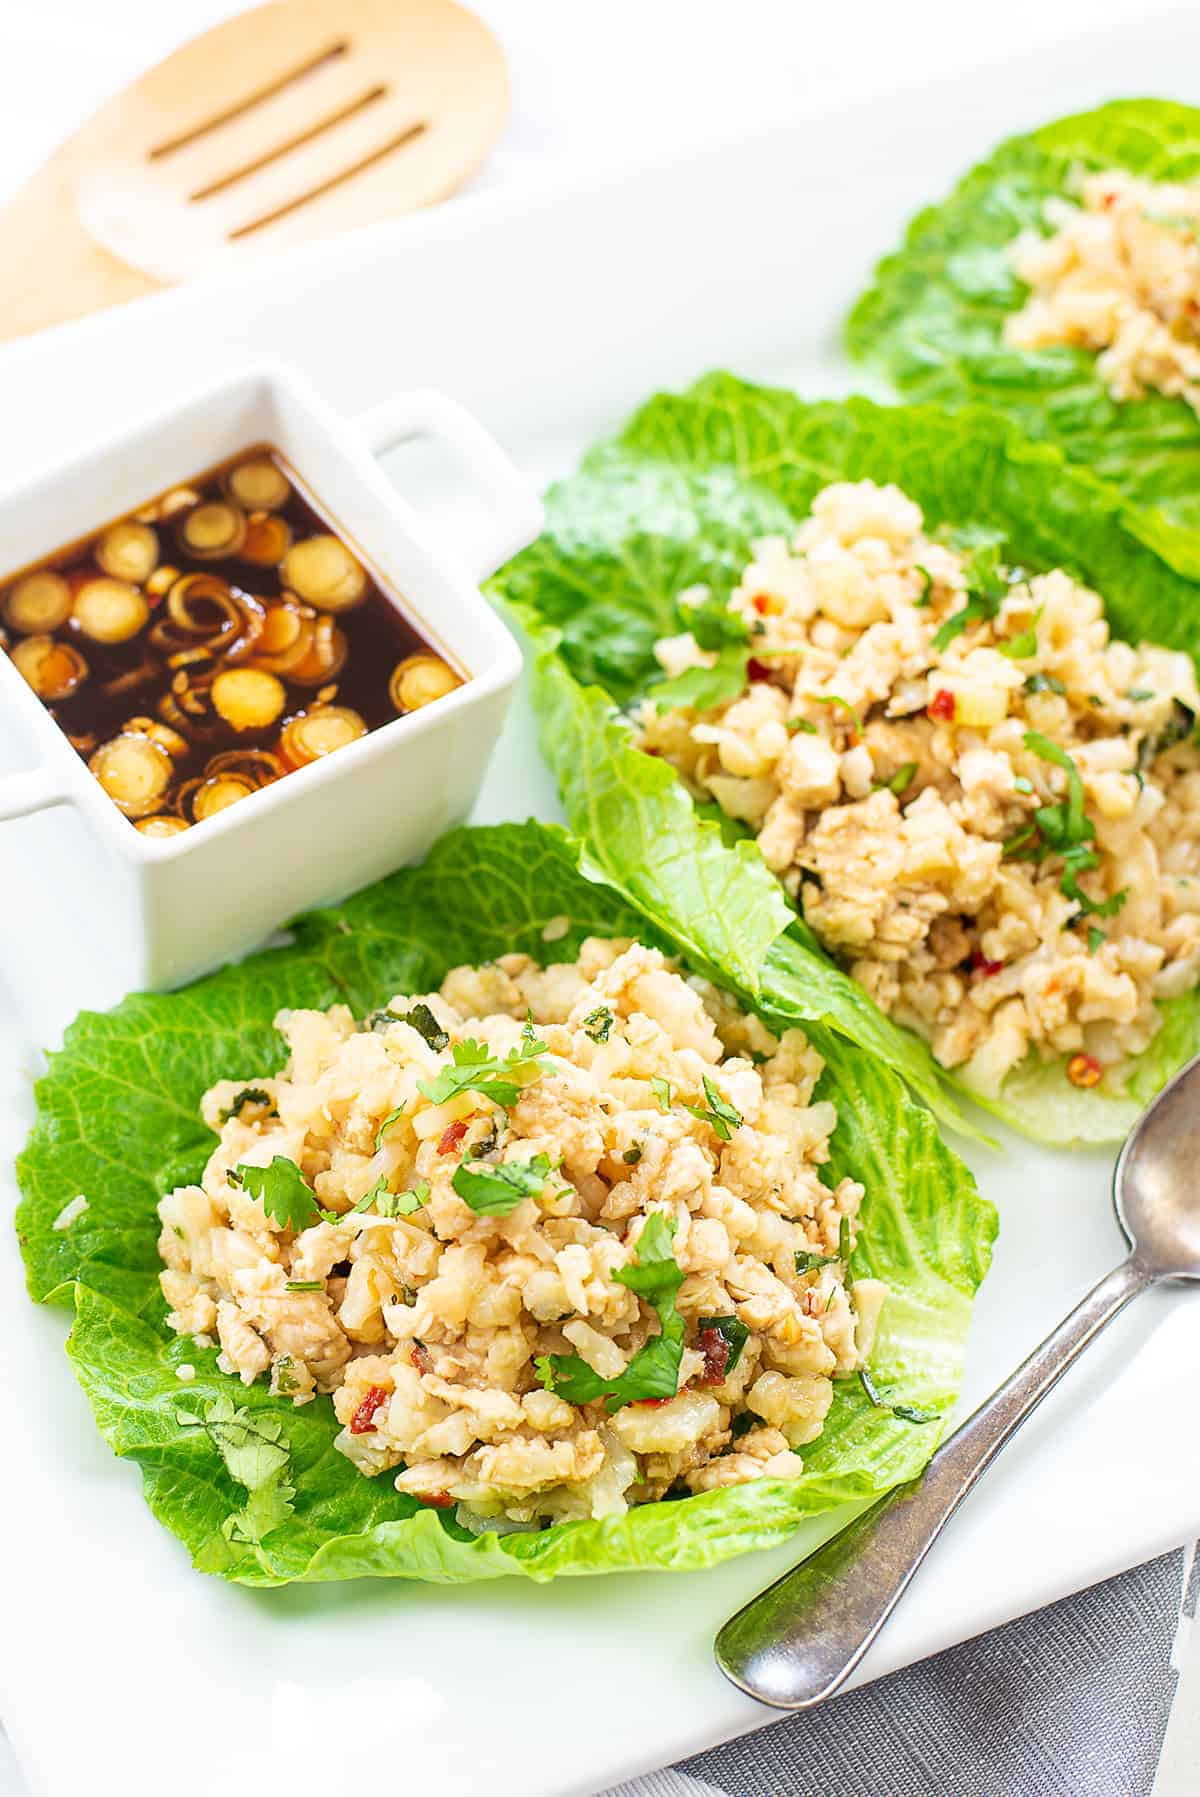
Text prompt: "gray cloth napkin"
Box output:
[[602, 1548, 1192, 1797]]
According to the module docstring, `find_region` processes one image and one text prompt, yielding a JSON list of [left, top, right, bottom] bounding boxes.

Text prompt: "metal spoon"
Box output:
[[715, 1052, 1200, 1710]]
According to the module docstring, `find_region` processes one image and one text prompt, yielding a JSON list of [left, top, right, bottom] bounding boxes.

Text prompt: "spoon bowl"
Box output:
[[1114, 1053, 1200, 1279], [716, 1053, 1200, 1710]]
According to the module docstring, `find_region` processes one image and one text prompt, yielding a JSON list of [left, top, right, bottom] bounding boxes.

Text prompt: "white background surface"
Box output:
[[0, 4, 1196, 1796]]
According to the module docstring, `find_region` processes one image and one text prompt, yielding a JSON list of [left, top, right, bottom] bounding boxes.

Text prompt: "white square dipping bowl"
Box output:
[[0, 362, 541, 992]]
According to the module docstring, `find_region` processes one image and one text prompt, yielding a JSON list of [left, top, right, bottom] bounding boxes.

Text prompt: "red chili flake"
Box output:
[[349, 1384, 389, 1435], [970, 952, 1005, 979], [424, 1490, 454, 1509], [1102, 190, 1118, 210], [752, 594, 772, 616], [438, 1118, 469, 1156], [928, 688, 956, 722], [634, 1396, 673, 1408], [1067, 1053, 1102, 1089], [410, 1342, 433, 1375], [698, 1326, 731, 1386], [746, 658, 772, 682]]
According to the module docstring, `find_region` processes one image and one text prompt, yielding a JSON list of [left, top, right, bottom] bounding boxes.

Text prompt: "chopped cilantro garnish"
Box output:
[[795, 1248, 839, 1274], [652, 1076, 672, 1112], [913, 565, 934, 606], [1013, 775, 1034, 795], [684, 1076, 744, 1141], [622, 1144, 643, 1165], [1127, 688, 1155, 703], [1088, 926, 1106, 955], [582, 1006, 614, 1044], [650, 647, 751, 715], [859, 1366, 937, 1425], [349, 1175, 429, 1218], [811, 693, 863, 738], [452, 1153, 557, 1215], [417, 1031, 550, 1109], [998, 615, 1040, 660], [536, 1213, 686, 1410], [365, 1002, 449, 1050], [679, 590, 751, 652], [1023, 672, 1065, 696], [1019, 734, 1129, 918], [231, 1157, 320, 1231], [876, 761, 917, 797], [374, 1104, 406, 1152], [932, 541, 1010, 650], [219, 1087, 276, 1124], [696, 1314, 750, 1374], [787, 717, 818, 734]]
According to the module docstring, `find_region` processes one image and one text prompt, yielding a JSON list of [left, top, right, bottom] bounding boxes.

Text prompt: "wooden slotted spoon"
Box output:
[[0, 0, 507, 342]]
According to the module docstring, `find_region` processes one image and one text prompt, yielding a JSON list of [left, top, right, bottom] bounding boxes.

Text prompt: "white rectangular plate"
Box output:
[[3, 12, 1200, 1795]]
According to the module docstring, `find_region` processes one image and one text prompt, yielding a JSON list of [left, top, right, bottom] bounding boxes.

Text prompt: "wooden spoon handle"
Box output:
[[0, 159, 161, 342]]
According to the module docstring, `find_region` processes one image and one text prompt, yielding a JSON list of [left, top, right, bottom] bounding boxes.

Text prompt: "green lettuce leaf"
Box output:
[[16, 821, 994, 1586], [847, 98, 1200, 580], [490, 370, 1200, 1142]]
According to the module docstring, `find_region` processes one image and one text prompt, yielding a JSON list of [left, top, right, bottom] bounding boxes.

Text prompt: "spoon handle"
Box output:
[[715, 1253, 1153, 1709]]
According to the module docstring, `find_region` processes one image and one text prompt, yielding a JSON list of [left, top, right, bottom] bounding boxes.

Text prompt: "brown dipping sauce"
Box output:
[[0, 445, 465, 834]]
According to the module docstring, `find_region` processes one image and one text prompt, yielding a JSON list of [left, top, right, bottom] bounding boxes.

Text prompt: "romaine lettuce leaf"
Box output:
[[16, 821, 994, 1586], [847, 98, 1200, 579], [490, 371, 1200, 1143]]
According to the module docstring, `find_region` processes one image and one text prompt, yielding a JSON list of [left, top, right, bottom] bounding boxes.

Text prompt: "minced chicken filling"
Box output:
[[158, 940, 886, 1526], [638, 480, 1200, 1092], [1006, 167, 1200, 412]]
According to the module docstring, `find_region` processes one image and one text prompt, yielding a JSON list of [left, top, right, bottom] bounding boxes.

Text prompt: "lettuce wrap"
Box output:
[[16, 821, 994, 1586], [490, 372, 1200, 1144], [847, 99, 1200, 579]]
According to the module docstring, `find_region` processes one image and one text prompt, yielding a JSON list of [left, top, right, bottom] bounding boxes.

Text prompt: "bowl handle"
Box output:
[[0, 766, 70, 822], [352, 389, 543, 583]]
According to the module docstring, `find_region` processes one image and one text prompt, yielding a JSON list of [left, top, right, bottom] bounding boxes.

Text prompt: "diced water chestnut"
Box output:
[[73, 578, 149, 644], [3, 571, 72, 633]]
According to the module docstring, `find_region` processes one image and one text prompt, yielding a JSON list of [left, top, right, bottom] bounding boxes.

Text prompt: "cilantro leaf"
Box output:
[[678, 590, 750, 652], [582, 1006, 614, 1044], [650, 645, 750, 714], [876, 761, 917, 797], [1023, 671, 1066, 696], [651, 1076, 672, 1112], [218, 1087, 276, 1124], [452, 1153, 557, 1215], [859, 1367, 937, 1426], [374, 1104, 406, 1152], [931, 541, 1011, 650], [417, 1032, 550, 1110], [696, 1313, 750, 1375], [231, 1156, 320, 1231], [177, 1395, 295, 1547], [998, 616, 1040, 659], [810, 693, 863, 738], [795, 1248, 839, 1274], [537, 1213, 686, 1410], [684, 1075, 744, 1141]]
